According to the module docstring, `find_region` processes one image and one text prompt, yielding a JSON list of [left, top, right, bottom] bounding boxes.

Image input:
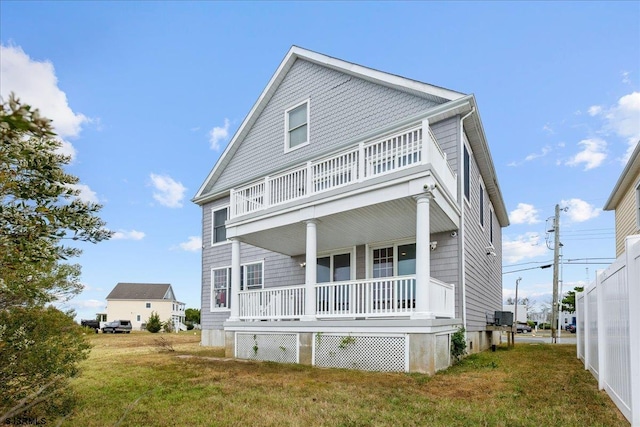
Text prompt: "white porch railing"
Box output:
[[236, 276, 455, 320], [230, 123, 455, 218], [238, 285, 305, 320]]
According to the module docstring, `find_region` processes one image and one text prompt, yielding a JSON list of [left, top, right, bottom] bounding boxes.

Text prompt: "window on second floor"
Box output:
[[463, 145, 470, 201], [285, 100, 309, 152], [636, 180, 640, 229], [212, 207, 228, 244], [146, 302, 151, 308]]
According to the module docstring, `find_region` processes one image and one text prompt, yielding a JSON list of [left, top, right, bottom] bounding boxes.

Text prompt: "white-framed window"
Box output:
[[212, 206, 229, 245], [316, 248, 355, 283], [463, 145, 470, 202], [136, 314, 141, 322], [368, 240, 417, 278], [479, 183, 485, 227], [284, 100, 309, 152], [241, 261, 264, 290], [145, 302, 151, 308], [636, 180, 640, 229], [211, 267, 231, 310], [490, 208, 494, 244]]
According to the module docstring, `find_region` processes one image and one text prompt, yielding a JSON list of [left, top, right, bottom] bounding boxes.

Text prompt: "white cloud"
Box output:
[[503, 232, 549, 263], [149, 173, 186, 208], [565, 138, 607, 170], [179, 236, 202, 252], [560, 198, 601, 222], [66, 183, 99, 204], [0, 44, 88, 160], [208, 118, 230, 151], [112, 229, 146, 240], [587, 105, 602, 116], [509, 203, 541, 225], [524, 146, 551, 162], [621, 70, 631, 85], [67, 299, 105, 310], [542, 124, 554, 135], [604, 92, 640, 144]]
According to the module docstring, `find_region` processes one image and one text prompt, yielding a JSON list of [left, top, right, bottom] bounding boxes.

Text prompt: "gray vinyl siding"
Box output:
[[431, 117, 460, 175], [355, 245, 366, 280], [201, 198, 305, 330], [209, 59, 442, 195], [430, 230, 461, 315], [461, 136, 503, 332]]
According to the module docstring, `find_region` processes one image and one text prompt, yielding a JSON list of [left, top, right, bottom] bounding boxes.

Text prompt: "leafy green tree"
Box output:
[[561, 286, 584, 313], [0, 94, 111, 420], [146, 311, 162, 333], [185, 308, 200, 324]]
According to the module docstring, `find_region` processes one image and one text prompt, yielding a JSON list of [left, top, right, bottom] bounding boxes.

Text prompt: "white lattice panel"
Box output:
[[314, 334, 406, 372], [236, 333, 298, 363]]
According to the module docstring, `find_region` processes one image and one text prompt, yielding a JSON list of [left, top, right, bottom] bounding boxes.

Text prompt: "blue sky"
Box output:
[[1, 2, 638, 320]]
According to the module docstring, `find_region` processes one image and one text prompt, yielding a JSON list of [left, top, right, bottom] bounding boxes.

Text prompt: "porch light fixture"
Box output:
[[430, 241, 437, 251], [299, 262, 306, 268]]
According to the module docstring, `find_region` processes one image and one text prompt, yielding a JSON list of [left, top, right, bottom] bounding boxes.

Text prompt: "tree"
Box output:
[[0, 94, 111, 420], [185, 308, 200, 324], [146, 311, 162, 333], [561, 286, 584, 313]]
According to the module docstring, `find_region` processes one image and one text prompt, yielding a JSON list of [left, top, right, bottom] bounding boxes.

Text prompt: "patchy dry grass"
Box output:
[[51, 332, 628, 426]]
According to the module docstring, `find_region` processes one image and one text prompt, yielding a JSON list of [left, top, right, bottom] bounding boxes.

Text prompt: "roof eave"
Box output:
[[604, 141, 640, 211]]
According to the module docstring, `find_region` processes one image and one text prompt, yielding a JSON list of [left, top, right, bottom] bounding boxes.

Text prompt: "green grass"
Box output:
[[50, 332, 628, 426]]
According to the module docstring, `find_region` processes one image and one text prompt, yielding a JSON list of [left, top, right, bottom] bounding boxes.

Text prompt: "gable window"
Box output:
[[212, 267, 231, 310], [146, 302, 151, 308], [285, 100, 309, 151], [212, 207, 228, 244], [463, 145, 470, 201], [479, 183, 484, 227]]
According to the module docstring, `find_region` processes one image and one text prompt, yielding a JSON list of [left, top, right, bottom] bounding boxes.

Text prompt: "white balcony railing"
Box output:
[[236, 276, 455, 321], [230, 122, 455, 219]]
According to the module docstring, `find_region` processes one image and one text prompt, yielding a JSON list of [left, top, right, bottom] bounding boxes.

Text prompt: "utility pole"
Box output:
[[512, 277, 522, 345], [551, 204, 561, 344]]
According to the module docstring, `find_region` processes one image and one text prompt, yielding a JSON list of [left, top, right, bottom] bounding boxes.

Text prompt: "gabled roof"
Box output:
[[106, 283, 176, 301], [604, 141, 640, 211], [193, 46, 466, 203]]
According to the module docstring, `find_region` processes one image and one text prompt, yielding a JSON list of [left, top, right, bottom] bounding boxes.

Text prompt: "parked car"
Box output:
[[516, 323, 532, 333], [80, 319, 100, 333], [567, 324, 576, 334], [101, 320, 132, 334]]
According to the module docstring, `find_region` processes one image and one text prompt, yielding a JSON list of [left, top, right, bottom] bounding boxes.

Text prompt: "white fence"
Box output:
[[576, 235, 640, 425]]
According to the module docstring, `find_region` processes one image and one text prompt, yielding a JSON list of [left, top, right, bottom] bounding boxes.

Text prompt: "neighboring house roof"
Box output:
[[193, 45, 509, 227], [604, 141, 640, 211], [106, 283, 177, 301]]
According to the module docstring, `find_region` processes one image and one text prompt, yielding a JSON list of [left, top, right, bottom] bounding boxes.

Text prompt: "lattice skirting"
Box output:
[[236, 333, 298, 363], [314, 334, 407, 372]]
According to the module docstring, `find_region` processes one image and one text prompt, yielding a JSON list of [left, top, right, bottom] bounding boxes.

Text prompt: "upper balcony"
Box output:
[[229, 120, 457, 221]]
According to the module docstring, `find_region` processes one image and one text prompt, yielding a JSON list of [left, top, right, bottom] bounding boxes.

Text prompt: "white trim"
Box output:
[[479, 181, 485, 230], [211, 206, 230, 246], [211, 266, 232, 311], [284, 99, 310, 153]]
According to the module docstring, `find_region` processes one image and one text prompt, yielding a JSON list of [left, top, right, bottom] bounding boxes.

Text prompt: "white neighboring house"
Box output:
[[105, 283, 186, 331], [193, 46, 509, 374], [502, 304, 527, 324]]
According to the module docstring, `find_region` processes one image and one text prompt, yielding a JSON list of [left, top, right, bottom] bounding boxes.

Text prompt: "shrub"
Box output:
[[185, 321, 194, 331], [162, 320, 173, 333], [146, 311, 162, 333], [450, 327, 467, 362]]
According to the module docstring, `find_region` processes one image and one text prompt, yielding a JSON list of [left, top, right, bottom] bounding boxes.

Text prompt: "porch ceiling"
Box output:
[[237, 197, 457, 256]]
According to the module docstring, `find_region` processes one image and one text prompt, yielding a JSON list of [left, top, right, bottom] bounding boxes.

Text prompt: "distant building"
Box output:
[[105, 283, 186, 331], [502, 304, 528, 324]]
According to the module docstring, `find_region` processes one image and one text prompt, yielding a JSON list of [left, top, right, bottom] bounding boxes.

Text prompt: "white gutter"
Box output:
[[459, 107, 475, 333]]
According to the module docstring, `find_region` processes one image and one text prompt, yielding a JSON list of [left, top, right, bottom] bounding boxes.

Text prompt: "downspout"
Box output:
[[459, 107, 475, 333]]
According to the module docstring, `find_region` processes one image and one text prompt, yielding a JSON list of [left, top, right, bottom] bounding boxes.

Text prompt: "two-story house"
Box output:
[[193, 46, 509, 373], [604, 141, 640, 256], [105, 282, 186, 331]]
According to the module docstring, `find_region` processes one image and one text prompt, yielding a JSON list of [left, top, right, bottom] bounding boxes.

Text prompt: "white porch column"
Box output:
[[412, 192, 434, 319], [302, 220, 318, 321], [229, 238, 241, 321]]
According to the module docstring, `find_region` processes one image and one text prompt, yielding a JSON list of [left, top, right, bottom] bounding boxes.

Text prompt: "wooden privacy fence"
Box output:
[[576, 235, 640, 426]]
